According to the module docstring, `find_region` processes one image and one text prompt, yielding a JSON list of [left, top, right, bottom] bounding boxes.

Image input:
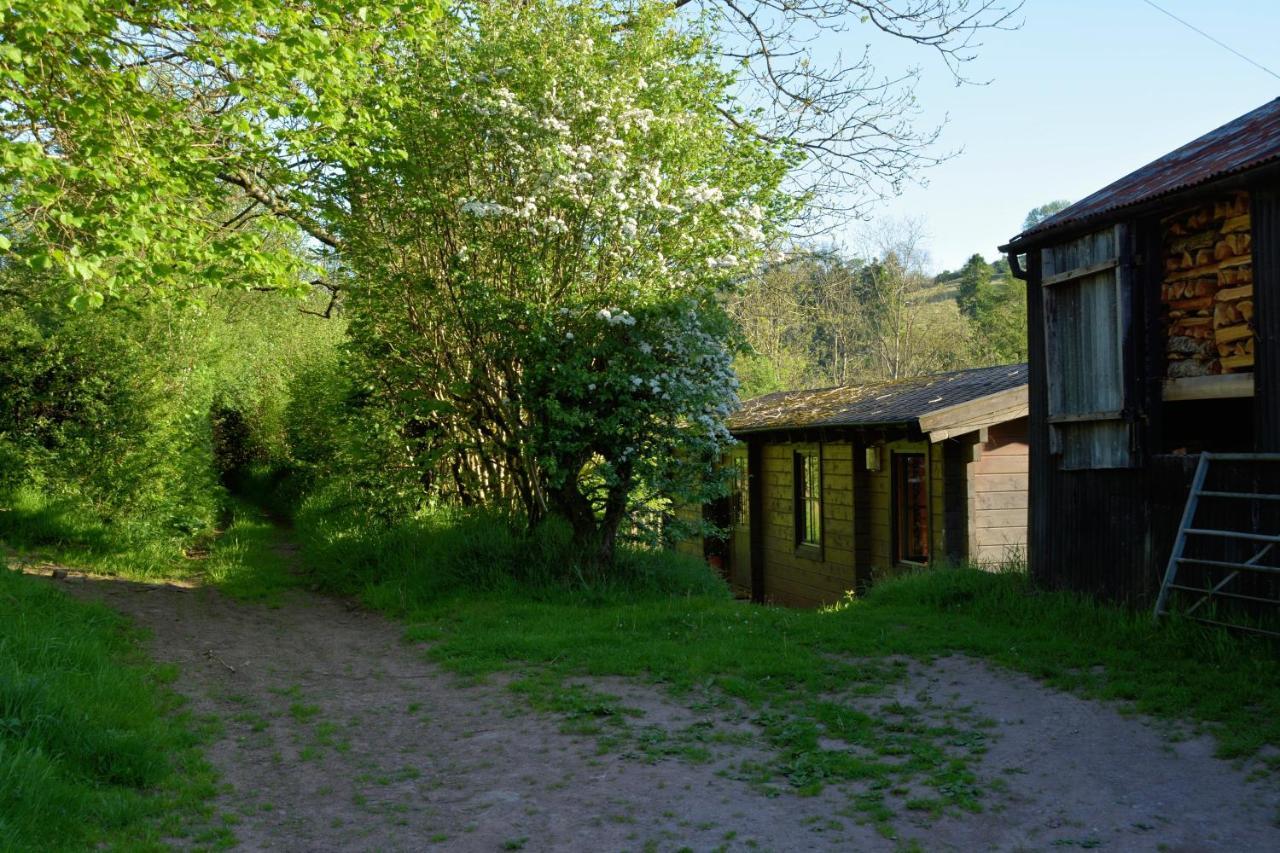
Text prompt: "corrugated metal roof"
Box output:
[[729, 363, 1028, 434], [1004, 97, 1280, 248]]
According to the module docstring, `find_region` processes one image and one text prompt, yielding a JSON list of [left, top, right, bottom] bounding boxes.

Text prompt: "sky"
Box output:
[[820, 0, 1280, 272]]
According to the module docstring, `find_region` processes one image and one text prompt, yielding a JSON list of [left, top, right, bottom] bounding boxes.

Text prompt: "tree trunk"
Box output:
[[549, 478, 599, 556], [547, 465, 632, 569], [595, 474, 631, 567]]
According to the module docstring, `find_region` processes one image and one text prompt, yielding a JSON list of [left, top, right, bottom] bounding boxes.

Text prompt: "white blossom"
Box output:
[[685, 183, 724, 205], [458, 199, 510, 218]]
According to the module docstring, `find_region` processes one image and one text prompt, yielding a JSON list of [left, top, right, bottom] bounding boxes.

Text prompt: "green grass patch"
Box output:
[[0, 484, 206, 581], [405, 572, 1277, 760], [288, 504, 1280, 816], [1, 487, 300, 603], [0, 565, 218, 851], [199, 502, 300, 602]]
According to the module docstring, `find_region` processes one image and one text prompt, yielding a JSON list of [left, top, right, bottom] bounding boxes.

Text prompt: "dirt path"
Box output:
[[46, 571, 1280, 852]]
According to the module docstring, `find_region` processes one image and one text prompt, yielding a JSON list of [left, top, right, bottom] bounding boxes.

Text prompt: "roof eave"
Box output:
[[728, 418, 917, 437], [999, 158, 1280, 254]]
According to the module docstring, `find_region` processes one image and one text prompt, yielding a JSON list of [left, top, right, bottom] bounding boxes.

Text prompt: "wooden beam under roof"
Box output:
[[918, 385, 1030, 442]]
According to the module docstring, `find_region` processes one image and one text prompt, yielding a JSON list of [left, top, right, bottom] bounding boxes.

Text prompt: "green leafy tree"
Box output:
[[343, 0, 794, 563], [940, 252, 1026, 364], [0, 0, 439, 307], [954, 253, 992, 321], [1022, 199, 1073, 231]]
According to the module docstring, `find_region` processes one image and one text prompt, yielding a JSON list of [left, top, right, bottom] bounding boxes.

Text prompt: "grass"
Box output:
[[0, 487, 296, 851], [9, 478, 1278, 837], [0, 484, 203, 581], [0, 564, 219, 851], [2, 485, 300, 603], [375, 569, 1280, 760]]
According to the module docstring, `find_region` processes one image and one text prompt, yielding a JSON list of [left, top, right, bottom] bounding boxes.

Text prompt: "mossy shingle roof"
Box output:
[[729, 363, 1028, 434]]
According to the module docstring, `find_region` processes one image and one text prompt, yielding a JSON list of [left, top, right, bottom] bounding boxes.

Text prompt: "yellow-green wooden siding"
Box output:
[[671, 417, 1029, 608]]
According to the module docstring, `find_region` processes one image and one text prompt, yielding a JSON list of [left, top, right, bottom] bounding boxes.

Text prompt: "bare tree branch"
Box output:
[[673, 0, 1024, 221], [218, 171, 344, 250]]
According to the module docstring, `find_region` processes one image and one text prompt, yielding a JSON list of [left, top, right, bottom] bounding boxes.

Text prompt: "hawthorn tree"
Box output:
[[343, 0, 795, 562]]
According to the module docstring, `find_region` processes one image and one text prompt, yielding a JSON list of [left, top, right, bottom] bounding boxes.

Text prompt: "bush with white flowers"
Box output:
[[345, 0, 795, 564]]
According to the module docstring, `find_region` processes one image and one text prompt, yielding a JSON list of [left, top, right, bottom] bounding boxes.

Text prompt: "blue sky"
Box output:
[[826, 0, 1280, 272]]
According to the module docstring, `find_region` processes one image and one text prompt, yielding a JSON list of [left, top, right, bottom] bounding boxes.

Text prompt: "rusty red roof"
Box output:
[[1003, 97, 1280, 249], [729, 364, 1027, 434]]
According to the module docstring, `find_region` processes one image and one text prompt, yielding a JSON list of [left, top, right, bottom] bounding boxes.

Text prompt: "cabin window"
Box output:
[[893, 453, 929, 564], [731, 455, 748, 527], [1041, 224, 1135, 469], [793, 449, 821, 547]]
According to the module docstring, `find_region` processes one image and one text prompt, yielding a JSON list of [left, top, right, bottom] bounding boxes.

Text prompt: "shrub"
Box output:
[[293, 490, 728, 613]]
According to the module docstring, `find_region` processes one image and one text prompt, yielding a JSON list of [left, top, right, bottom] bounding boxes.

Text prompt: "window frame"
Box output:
[[892, 451, 930, 566], [792, 445, 823, 557]]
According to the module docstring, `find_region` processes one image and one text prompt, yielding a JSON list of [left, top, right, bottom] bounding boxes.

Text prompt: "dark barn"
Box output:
[[1001, 98, 1280, 617]]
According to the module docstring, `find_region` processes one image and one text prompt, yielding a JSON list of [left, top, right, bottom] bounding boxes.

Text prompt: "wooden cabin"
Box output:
[[1000, 97, 1280, 606], [680, 364, 1030, 607]]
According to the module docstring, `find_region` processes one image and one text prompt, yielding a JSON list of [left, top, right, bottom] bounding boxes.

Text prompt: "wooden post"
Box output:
[[1017, 248, 1048, 583], [747, 436, 765, 603], [942, 437, 970, 563], [852, 436, 872, 590]]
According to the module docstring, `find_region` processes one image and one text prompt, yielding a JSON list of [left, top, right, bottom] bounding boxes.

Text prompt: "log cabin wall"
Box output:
[[678, 413, 1029, 607], [758, 440, 857, 607], [971, 418, 1030, 565], [672, 502, 704, 560], [1161, 191, 1255, 377], [719, 447, 752, 594]]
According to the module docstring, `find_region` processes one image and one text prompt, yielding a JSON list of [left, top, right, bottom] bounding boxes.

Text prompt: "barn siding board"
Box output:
[[975, 455, 1028, 474], [966, 417, 1029, 567], [977, 509, 1028, 529], [1026, 249, 1052, 587], [972, 474, 1028, 492], [1255, 183, 1280, 451], [976, 527, 1027, 546], [977, 545, 1020, 563]]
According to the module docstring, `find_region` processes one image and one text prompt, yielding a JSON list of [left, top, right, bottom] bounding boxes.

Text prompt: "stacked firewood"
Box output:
[[1162, 192, 1253, 377]]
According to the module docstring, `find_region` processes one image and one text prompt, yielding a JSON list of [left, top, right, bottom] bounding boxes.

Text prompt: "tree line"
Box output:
[[731, 232, 1030, 399]]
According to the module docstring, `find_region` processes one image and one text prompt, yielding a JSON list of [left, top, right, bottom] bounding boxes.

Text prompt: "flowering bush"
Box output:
[[345, 0, 795, 562]]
